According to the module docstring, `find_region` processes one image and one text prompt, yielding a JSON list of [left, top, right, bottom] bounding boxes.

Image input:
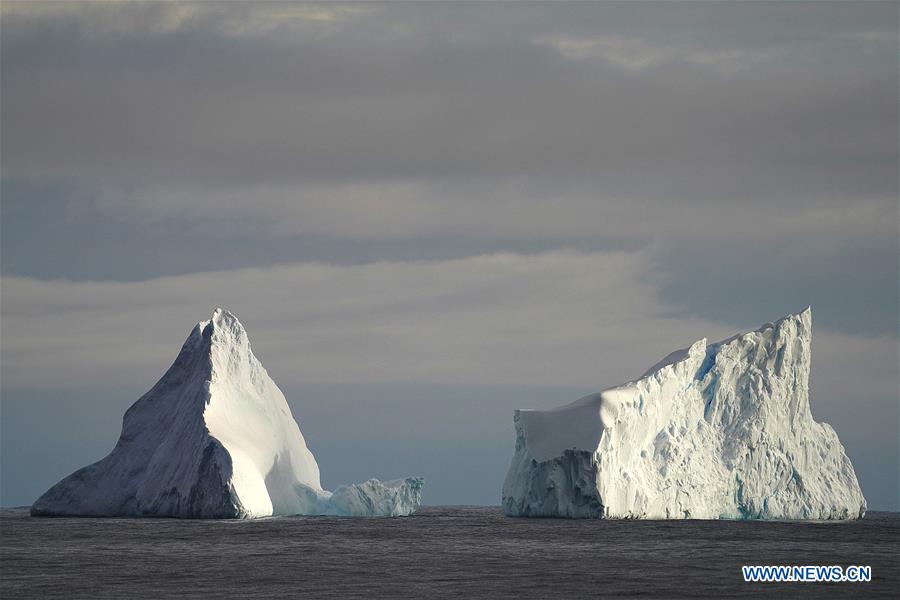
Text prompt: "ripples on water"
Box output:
[[1, 507, 898, 598]]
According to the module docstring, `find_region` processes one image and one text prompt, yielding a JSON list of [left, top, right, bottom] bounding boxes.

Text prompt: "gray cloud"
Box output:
[[3, 248, 894, 392], [3, 3, 895, 308], [3, 2, 896, 190], [0, 250, 727, 388]]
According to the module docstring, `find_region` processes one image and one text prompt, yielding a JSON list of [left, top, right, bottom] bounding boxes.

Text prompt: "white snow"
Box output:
[[31, 308, 424, 518], [502, 308, 867, 520]]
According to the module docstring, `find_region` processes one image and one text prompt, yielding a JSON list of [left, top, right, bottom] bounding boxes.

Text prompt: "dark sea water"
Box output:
[[1, 507, 897, 598]]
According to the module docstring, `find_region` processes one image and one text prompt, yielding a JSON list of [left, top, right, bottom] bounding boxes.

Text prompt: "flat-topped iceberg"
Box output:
[[502, 309, 866, 520], [32, 308, 423, 518]]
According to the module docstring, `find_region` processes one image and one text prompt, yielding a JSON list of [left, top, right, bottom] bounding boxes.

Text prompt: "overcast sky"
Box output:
[[2, 1, 897, 509]]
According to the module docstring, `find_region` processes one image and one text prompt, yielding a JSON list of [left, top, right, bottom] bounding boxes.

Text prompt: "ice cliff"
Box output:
[[32, 308, 424, 518], [502, 309, 866, 520]]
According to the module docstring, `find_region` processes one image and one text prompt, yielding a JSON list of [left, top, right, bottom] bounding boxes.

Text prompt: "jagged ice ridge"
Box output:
[[502, 309, 866, 520]]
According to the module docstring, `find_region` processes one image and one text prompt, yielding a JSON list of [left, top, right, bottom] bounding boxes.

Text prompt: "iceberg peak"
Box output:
[[32, 310, 424, 518], [208, 306, 241, 330], [199, 307, 247, 345]]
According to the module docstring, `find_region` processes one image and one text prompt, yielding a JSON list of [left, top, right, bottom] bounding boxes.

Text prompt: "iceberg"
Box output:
[[502, 308, 866, 520], [32, 308, 424, 518]]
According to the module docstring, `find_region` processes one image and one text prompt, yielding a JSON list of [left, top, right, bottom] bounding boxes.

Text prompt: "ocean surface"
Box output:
[[1, 507, 897, 598]]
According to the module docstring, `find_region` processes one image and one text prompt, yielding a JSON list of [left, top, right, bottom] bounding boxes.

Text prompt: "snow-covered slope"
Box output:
[[32, 308, 423, 518], [502, 309, 866, 520]]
